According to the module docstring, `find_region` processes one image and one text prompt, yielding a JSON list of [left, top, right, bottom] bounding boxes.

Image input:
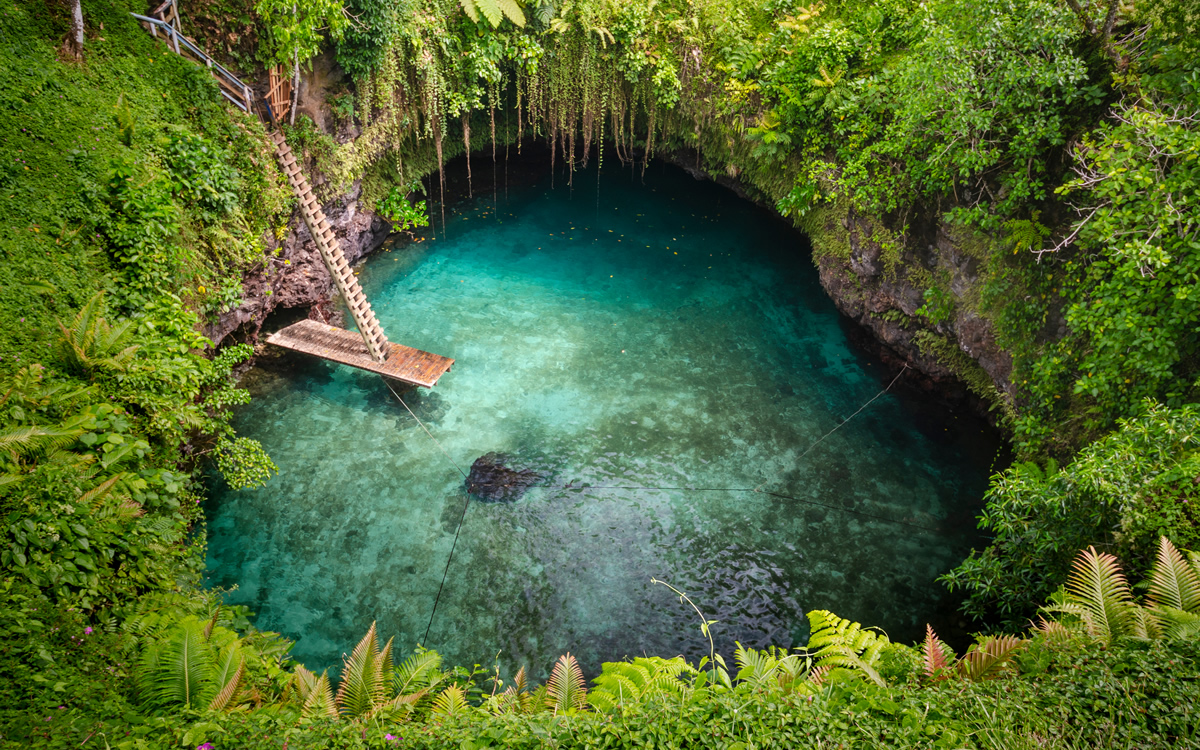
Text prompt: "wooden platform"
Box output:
[[266, 319, 454, 388]]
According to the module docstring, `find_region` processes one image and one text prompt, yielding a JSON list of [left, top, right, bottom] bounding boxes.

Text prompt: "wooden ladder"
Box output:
[[270, 131, 389, 363]]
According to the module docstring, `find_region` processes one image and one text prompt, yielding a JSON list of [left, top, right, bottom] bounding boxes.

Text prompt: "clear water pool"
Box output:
[[205, 160, 999, 679]]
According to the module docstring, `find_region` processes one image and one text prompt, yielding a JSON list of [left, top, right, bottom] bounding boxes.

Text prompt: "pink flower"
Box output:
[[83, 627, 93, 635]]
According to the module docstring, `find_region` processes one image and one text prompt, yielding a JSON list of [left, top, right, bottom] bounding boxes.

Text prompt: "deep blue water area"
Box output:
[[206, 159, 1000, 679]]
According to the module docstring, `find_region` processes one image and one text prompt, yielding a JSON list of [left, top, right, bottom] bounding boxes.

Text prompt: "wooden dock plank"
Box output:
[[266, 319, 453, 388]]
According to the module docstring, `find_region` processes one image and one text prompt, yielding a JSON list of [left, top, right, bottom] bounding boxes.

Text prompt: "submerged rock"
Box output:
[[466, 453, 541, 503]]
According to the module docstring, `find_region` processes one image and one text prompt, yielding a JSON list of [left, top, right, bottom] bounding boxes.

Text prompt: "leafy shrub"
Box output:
[[376, 186, 430, 234], [943, 401, 1200, 626]]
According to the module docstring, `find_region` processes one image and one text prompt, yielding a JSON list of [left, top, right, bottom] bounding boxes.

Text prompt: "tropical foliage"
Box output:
[[5, 0, 1200, 747]]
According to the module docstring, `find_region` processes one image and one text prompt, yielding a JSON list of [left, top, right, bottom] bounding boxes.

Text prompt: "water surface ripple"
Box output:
[[206, 162, 999, 678]]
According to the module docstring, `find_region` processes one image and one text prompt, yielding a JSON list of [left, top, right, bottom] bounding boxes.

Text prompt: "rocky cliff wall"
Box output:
[[205, 52, 386, 346], [204, 177, 389, 345], [809, 202, 1015, 412], [665, 148, 1014, 418]]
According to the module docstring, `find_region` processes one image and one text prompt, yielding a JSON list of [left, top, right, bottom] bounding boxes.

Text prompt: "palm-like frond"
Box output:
[[807, 664, 830, 687], [494, 665, 533, 714], [207, 655, 245, 711], [460, 0, 526, 28], [394, 648, 443, 696], [958, 635, 1025, 681], [336, 622, 384, 718], [432, 684, 469, 716], [1043, 546, 1135, 643], [1151, 606, 1200, 640], [922, 624, 951, 679], [0, 425, 83, 459], [81, 473, 124, 508], [0, 364, 93, 411], [367, 688, 427, 722], [803, 609, 888, 685], [589, 656, 691, 709], [56, 293, 140, 377], [303, 671, 338, 719], [546, 653, 587, 714], [292, 665, 321, 704], [1031, 616, 1073, 641], [135, 618, 215, 710], [1147, 536, 1200, 613], [532, 0, 555, 25], [733, 645, 805, 692]]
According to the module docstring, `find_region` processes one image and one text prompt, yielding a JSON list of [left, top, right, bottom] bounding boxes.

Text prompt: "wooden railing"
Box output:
[[266, 65, 293, 124]]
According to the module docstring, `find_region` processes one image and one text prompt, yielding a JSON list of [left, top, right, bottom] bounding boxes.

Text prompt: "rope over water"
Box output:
[[383, 379, 470, 646], [384, 363, 920, 645]]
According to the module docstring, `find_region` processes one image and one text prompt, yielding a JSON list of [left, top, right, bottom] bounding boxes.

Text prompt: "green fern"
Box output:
[[492, 665, 534, 714], [460, 0, 525, 28], [207, 653, 245, 711], [135, 618, 215, 710], [300, 669, 338, 719], [431, 684, 469, 716], [958, 635, 1025, 680], [1042, 546, 1137, 644], [1147, 536, 1200, 613], [336, 622, 390, 718], [394, 648, 443, 696], [733, 644, 809, 693], [588, 657, 692, 710], [56, 293, 140, 378], [803, 610, 888, 686]]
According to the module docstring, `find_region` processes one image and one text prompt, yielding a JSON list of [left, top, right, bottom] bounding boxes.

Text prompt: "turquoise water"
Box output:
[[206, 161, 999, 679]]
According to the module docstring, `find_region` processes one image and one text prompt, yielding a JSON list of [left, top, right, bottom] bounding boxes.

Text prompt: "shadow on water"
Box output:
[[206, 147, 1005, 680]]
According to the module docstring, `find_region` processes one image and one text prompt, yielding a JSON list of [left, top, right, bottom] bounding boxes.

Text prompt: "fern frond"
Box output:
[[136, 618, 215, 710], [56, 293, 140, 376], [81, 473, 124, 509], [546, 653, 587, 714], [394, 649, 442, 696], [210, 642, 239, 684], [337, 622, 381, 717], [365, 688, 426, 722], [302, 672, 338, 720], [958, 635, 1025, 681], [1060, 546, 1136, 643], [529, 683, 549, 713], [0, 425, 83, 458], [807, 664, 830, 687], [1147, 536, 1200, 613], [922, 624, 951, 679], [494, 0, 526, 26], [460, 0, 525, 28], [511, 665, 528, 696], [292, 665, 320, 703], [1031, 616, 1074, 641], [432, 684, 469, 716], [587, 690, 618, 712], [593, 672, 639, 704], [533, 0, 554, 25], [804, 609, 889, 684], [207, 656, 244, 711], [1164, 611, 1200, 640]]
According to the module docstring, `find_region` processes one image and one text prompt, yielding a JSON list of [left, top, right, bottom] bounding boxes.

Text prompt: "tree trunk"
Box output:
[[289, 50, 299, 125], [64, 0, 84, 60], [288, 2, 299, 125]]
